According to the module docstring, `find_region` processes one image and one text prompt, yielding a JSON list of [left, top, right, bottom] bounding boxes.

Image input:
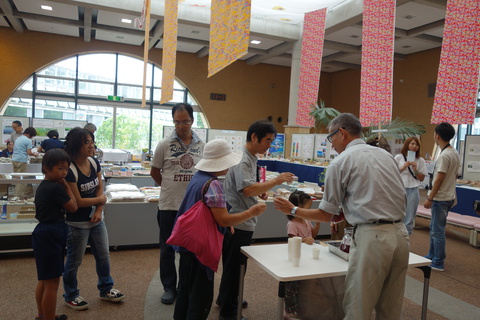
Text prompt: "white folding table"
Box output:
[[239, 243, 432, 320]]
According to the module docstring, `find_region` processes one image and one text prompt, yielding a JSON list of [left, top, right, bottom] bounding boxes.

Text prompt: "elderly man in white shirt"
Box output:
[[275, 113, 409, 320]]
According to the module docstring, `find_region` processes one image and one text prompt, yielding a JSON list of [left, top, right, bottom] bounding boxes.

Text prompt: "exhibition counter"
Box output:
[[452, 185, 480, 217], [258, 159, 326, 186]]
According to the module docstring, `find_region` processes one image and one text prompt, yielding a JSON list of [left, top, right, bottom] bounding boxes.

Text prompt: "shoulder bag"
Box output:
[[166, 178, 224, 272]]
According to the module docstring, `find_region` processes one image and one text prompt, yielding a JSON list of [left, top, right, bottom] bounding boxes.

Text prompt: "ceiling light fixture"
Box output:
[[121, 18, 132, 24], [41, 5, 53, 11], [251, 40, 261, 44]]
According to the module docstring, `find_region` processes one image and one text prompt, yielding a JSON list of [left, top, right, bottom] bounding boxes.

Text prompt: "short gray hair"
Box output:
[[84, 123, 97, 133], [327, 113, 362, 137]]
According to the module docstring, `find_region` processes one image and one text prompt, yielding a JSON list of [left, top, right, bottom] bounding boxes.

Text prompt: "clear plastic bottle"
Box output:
[[340, 227, 353, 253]]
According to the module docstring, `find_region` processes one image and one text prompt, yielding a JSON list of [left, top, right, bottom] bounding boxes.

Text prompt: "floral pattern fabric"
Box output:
[[296, 9, 327, 127], [431, 0, 480, 124], [208, 0, 251, 77], [359, 0, 396, 127]]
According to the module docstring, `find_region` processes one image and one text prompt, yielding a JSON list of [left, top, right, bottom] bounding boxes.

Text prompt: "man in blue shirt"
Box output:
[[12, 127, 37, 197]]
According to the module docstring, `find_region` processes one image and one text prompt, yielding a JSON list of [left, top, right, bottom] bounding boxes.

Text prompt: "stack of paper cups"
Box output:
[[287, 237, 294, 261], [292, 236, 302, 267]]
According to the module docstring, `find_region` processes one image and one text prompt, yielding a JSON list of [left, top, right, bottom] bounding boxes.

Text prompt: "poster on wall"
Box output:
[[32, 119, 64, 137], [64, 121, 87, 137], [32, 119, 86, 139], [267, 133, 285, 158], [207, 129, 246, 153], [1, 116, 30, 145], [291, 134, 314, 159], [463, 135, 480, 181], [314, 134, 338, 161]]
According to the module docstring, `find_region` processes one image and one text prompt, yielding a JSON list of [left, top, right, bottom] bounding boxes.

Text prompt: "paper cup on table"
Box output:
[[292, 236, 302, 266], [312, 247, 320, 259], [287, 237, 294, 261]]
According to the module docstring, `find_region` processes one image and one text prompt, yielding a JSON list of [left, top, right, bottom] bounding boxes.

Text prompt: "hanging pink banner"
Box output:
[[208, 0, 251, 77], [359, 0, 396, 127], [431, 0, 480, 124], [296, 9, 327, 127], [160, 0, 178, 104]]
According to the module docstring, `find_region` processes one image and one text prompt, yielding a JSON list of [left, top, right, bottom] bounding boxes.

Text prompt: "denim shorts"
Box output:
[[32, 221, 67, 280]]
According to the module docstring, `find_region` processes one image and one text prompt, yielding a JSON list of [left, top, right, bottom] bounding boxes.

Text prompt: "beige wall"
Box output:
[[326, 48, 442, 157], [0, 29, 449, 156], [0, 29, 291, 133]]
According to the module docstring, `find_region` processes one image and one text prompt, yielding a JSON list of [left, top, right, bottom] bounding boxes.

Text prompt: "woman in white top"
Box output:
[[395, 137, 429, 235]]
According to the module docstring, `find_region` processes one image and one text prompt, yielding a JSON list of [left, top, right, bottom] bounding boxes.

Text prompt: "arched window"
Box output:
[[2, 53, 207, 154]]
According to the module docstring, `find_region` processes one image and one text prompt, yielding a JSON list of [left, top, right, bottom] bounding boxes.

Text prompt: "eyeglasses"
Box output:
[[326, 127, 345, 143], [173, 120, 192, 126], [83, 140, 95, 146]]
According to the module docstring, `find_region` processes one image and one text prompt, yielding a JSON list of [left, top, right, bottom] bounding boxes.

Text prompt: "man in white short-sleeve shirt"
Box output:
[[423, 122, 460, 272], [150, 103, 204, 305]]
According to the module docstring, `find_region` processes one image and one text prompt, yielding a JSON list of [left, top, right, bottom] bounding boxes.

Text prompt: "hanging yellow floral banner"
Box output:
[[208, 0, 251, 77], [161, 0, 179, 104]]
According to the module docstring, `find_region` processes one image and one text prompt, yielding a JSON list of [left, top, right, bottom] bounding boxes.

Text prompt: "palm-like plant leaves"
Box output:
[[309, 100, 341, 130], [363, 117, 426, 141]]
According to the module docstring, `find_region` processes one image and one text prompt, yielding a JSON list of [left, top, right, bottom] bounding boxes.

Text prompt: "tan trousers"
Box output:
[[343, 222, 410, 320], [12, 161, 27, 198]]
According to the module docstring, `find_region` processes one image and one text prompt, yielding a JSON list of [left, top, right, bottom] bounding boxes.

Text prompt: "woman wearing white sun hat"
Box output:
[[172, 139, 267, 320]]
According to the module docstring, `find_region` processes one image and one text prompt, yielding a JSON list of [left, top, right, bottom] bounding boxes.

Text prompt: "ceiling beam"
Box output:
[[324, 40, 361, 54], [83, 7, 92, 42], [322, 52, 356, 63], [327, 60, 362, 70], [196, 46, 209, 58], [148, 20, 163, 50], [407, 19, 444, 37], [412, 0, 447, 10], [0, 0, 24, 32], [413, 34, 443, 45], [245, 41, 294, 65]]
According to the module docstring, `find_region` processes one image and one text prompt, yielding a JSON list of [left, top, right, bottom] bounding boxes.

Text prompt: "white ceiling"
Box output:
[[0, 0, 448, 73]]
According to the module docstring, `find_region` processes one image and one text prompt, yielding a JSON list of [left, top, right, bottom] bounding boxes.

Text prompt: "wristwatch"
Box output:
[[290, 206, 298, 216]]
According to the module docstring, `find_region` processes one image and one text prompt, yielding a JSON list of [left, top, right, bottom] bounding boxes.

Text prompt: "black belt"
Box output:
[[375, 219, 402, 224]]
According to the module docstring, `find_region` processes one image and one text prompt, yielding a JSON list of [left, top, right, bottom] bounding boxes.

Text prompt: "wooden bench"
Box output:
[[472, 223, 480, 248], [416, 205, 480, 247]]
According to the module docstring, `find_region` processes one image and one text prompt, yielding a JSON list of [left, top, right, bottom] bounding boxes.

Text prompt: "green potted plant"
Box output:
[[362, 118, 426, 142], [309, 99, 341, 133]]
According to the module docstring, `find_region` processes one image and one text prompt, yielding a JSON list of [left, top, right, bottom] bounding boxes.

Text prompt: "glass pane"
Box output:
[[154, 89, 185, 104], [153, 66, 162, 86], [173, 80, 183, 90], [472, 120, 480, 135], [151, 109, 172, 149], [38, 56, 77, 78], [3, 98, 32, 118], [19, 78, 33, 91], [78, 104, 114, 149], [117, 85, 151, 100], [114, 107, 152, 155], [187, 92, 198, 106], [34, 99, 75, 120], [78, 81, 114, 96], [36, 77, 75, 94], [78, 53, 116, 81], [118, 55, 153, 85]]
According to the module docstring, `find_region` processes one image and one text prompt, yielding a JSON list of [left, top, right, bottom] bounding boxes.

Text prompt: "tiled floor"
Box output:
[[1, 216, 479, 320]]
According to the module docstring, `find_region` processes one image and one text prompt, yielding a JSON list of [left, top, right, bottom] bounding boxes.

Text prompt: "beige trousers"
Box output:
[[343, 222, 410, 320], [12, 161, 27, 197]]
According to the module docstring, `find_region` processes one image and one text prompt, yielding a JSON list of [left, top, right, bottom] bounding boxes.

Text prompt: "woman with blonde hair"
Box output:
[[394, 137, 428, 235]]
